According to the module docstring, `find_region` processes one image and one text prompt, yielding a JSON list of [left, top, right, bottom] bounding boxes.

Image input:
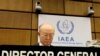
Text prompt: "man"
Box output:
[[37, 23, 55, 46]]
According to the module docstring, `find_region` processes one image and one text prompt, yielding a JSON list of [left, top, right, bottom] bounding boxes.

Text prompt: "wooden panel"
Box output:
[[0, 29, 31, 45], [31, 30, 38, 45], [69, 0, 92, 2], [94, 18, 100, 32], [34, 0, 64, 14], [91, 18, 94, 32], [33, 0, 37, 12], [0, 0, 7, 9], [96, 33, 100, 41], [0, 11, 31, 29], [82, 0, 92, 2], [65, 1, 92, 16], [0, 0, 32, 12], [32, 14, 38, 29], [93, 0, 100, 2], [92, 33, 95, 40], [93, 3, 100, 17]]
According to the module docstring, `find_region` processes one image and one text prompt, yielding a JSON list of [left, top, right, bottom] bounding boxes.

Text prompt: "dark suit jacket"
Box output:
[[35, 43, 53, 46]]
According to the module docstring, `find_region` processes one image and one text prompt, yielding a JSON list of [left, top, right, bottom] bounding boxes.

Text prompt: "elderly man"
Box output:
[[37, 23, 55, 46]]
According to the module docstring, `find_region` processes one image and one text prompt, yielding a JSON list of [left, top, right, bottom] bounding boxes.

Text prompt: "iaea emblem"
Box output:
[[57, 19, 74, 34]]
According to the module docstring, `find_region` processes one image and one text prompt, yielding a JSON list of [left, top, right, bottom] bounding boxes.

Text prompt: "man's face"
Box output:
[[39, 27, 54, 46]]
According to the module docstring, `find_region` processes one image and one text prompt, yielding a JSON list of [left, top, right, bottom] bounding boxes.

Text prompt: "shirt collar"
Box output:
[[39, 43, 50, 46]]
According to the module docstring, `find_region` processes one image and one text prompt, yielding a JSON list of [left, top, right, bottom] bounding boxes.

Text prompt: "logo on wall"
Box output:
[[57, 19, 74, 34]]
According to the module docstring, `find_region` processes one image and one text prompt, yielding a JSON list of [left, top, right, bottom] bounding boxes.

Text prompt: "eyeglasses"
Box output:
[[40, 33, 54, 37]]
